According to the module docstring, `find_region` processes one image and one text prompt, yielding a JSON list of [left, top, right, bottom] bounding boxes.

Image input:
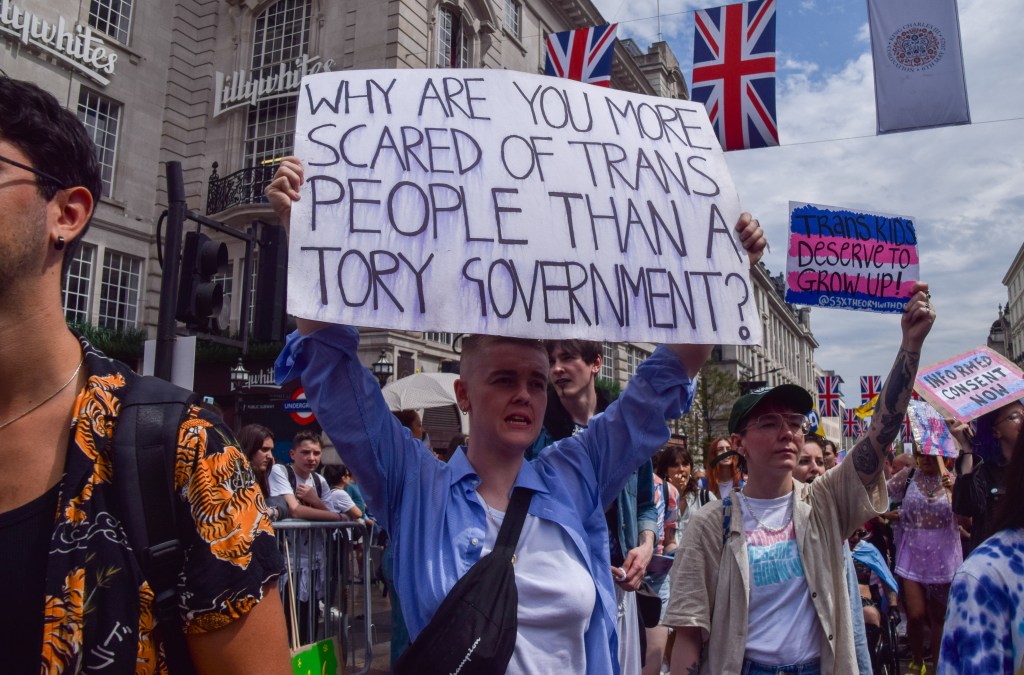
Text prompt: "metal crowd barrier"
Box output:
[[275, 520, 375, 674]]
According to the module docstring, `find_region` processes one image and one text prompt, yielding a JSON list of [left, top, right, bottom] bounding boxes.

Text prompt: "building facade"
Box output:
[[3, 0, 693, 425], [1002, 241, 1024, 367]]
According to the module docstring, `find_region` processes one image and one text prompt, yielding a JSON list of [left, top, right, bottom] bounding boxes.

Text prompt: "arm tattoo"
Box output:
[[852, 348, 920, 483]]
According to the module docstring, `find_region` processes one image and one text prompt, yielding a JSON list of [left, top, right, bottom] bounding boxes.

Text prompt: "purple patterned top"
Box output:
[[887, 466, 963, 584]]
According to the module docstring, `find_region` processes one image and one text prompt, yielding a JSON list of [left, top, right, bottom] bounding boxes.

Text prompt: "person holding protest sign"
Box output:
[[885, 448, 960, 674], [950, 400, 1022, 553], [266, 157, 766, 673], [938, 429, 1024, 675], [664, 281, 934, 675]]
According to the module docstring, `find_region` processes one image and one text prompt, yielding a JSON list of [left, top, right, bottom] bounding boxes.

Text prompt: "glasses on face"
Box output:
[[994, 411, 1023, 428], [742, 413, 809, 436], [0, 154, 69, 190]]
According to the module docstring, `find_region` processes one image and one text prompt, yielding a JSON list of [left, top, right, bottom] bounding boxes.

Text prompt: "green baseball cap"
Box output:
[[728, 384, 815, 434]]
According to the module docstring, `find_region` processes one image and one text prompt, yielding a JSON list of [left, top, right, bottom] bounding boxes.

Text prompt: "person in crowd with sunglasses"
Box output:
[[665, 283, 935, 675]]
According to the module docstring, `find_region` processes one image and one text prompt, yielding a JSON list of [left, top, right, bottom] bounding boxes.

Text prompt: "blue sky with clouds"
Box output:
[[591, 0, 1024, 407]]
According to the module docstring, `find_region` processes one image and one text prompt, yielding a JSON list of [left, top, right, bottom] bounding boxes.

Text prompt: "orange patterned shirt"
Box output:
[[40, 336, 284, 674]]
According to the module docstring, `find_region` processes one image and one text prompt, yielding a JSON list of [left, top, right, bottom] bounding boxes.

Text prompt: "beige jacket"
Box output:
[[663, 458, 887, 675]]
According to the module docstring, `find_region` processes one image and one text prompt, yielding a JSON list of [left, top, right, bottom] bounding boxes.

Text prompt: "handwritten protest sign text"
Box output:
[[916, 346, 1024, 421], [287, 70, 759, 344]]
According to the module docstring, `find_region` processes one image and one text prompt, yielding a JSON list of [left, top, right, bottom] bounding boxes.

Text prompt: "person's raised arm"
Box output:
[[265, 157, 329, 336], [849, 282, 935, 487], [666, 212, 766, 377]]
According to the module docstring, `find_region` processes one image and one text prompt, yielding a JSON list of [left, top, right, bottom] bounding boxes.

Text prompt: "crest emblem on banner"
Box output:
[[888, 24, 946, 71]]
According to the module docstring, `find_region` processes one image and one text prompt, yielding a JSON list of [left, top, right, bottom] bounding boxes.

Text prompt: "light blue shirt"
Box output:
[[275, 325, 696, 673]]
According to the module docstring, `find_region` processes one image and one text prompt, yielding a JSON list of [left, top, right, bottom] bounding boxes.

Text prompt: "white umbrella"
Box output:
[[381, 372, 460, 411]]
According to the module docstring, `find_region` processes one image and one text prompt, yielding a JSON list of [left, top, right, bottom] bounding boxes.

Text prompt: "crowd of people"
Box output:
[[3, 73, 1021, 674]]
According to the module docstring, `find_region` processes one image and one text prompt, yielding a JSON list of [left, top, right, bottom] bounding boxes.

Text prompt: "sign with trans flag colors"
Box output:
[[785, 202, 919, 313]]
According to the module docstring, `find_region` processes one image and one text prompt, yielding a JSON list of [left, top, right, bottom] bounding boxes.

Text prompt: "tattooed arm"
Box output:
[[670, 627, 702, 675], [850, 282, 935, 487]]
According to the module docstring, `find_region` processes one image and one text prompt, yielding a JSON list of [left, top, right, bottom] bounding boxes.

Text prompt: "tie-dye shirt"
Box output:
[[39, 335, 284, 674], [939, 528, 1024, 675]]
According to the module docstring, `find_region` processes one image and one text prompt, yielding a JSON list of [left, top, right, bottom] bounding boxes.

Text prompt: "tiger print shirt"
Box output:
[[40, 336, 284, 674]]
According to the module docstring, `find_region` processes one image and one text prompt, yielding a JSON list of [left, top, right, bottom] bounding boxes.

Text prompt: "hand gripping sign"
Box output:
[[287, 69, 760, 344]]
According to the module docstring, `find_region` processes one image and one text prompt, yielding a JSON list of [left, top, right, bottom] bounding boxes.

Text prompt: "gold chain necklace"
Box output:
[[0, 355, 85, 430]]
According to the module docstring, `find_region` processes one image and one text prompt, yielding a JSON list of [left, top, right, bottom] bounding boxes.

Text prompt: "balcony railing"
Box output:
[[206, 162, 276, 215]]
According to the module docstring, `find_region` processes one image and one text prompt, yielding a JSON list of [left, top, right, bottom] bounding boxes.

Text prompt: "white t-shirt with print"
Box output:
[[718, 479, 735, 500], [740, 492, 824, 666]]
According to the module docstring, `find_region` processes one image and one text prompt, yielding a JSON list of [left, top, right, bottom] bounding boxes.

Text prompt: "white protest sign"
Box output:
[[288, 69, 759, 344]]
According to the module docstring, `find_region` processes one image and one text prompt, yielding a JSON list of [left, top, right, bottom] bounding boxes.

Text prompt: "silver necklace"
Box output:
[[739, 491, 792, 534], [0, 355, 85, 430]]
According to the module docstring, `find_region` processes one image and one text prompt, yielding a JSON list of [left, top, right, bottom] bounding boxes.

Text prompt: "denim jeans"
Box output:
[[740, 657, 822, 675]]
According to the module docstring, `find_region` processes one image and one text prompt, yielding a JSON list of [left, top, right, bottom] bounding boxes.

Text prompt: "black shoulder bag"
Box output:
[[394, 487, 535, 675]]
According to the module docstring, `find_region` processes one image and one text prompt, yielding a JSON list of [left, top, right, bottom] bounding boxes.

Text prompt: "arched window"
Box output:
[[243, 0, 312, 168], [437, 6, 470, 68]]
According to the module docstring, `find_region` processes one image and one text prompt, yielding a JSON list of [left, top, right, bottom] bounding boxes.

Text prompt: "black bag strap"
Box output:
[[113, 375, 198, 675], [287, 464, 325, 497], [492, 488, 535, 559]]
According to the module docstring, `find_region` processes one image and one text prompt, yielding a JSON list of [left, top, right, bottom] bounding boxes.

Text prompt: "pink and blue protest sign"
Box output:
[[916, 346, 1024, 422], [784, 202, 919, 313]]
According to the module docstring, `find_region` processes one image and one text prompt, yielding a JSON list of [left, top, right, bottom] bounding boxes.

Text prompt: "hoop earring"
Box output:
[[54, 235, 65, 251]]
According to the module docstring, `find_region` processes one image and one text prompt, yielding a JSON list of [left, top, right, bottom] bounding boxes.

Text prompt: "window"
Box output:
[[77, 89, 121, 198], [504, 0, 521, 38], [437, 7, 469, 68], [89, 0, 133, 44], [626, 345, 648, 378], [600, 342, 616, 381], [99, 250, 142, 330], [63, 244, 96, 324], [425, 332, 454, 346], [213, 262, 234, 332], [243, 0, 311, 168]]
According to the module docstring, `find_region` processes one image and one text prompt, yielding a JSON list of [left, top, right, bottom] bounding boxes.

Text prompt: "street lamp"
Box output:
[[230, 357, 250, 391], [371, 349, 393, 388]]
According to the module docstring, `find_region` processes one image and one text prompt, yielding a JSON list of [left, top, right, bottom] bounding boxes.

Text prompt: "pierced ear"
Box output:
[[50, 186, 93, 249]]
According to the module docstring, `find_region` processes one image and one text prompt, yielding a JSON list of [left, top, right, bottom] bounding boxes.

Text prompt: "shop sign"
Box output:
[[0, 0, 118, 86], [213, 54, 334, 117]]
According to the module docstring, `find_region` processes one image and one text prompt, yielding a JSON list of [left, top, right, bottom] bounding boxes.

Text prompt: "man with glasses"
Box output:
[[951, 399, 1022, 553], [0, 76, 288, 673], [664, 282, 935, 675]]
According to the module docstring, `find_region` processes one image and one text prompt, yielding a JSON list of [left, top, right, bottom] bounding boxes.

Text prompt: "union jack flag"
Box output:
[[843, 409, 862, 438], [899, 415, 914, 444], [860, 375, 882, 405], [545, 24, 618, 87], [692, 0, 778, 151], [818, 375, 842, 418]]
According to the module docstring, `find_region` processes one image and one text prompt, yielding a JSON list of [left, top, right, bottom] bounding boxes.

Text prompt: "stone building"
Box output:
[[2, 0, 692, 433], [1002, 240, 1024, 366]]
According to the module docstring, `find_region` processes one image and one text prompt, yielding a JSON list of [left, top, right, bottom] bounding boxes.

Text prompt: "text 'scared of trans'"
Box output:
[[287, 69, 759, 344]]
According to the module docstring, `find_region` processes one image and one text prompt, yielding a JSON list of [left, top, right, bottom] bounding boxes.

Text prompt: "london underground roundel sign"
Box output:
[[284, 387, 316, 425]]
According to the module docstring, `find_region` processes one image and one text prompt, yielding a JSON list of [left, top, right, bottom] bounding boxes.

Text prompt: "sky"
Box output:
[[591, 0, 1024, 408]]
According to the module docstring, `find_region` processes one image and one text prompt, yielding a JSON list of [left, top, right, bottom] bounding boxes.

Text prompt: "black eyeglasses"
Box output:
[[0, 154, 69, 190]]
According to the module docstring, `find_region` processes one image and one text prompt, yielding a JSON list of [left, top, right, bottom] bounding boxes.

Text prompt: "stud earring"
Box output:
[[54, 235, 65, 251]]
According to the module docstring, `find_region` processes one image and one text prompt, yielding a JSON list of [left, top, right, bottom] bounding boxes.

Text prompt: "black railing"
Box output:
[[206, 162, 276, 215]]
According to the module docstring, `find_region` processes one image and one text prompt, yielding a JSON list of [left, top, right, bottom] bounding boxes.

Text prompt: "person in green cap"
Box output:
[[663, 282, 935, 675]]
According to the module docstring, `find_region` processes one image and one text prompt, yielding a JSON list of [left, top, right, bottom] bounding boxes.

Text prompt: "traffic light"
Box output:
[[176, 231, 228, 329], [252, 225, 288, 342]]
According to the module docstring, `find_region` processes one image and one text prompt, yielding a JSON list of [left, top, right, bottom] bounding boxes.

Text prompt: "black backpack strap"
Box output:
[[114, 375, 198, 675], [286, 464, 297, 492], [314, 471, 325, 498], [492, 488, 535, 560]]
